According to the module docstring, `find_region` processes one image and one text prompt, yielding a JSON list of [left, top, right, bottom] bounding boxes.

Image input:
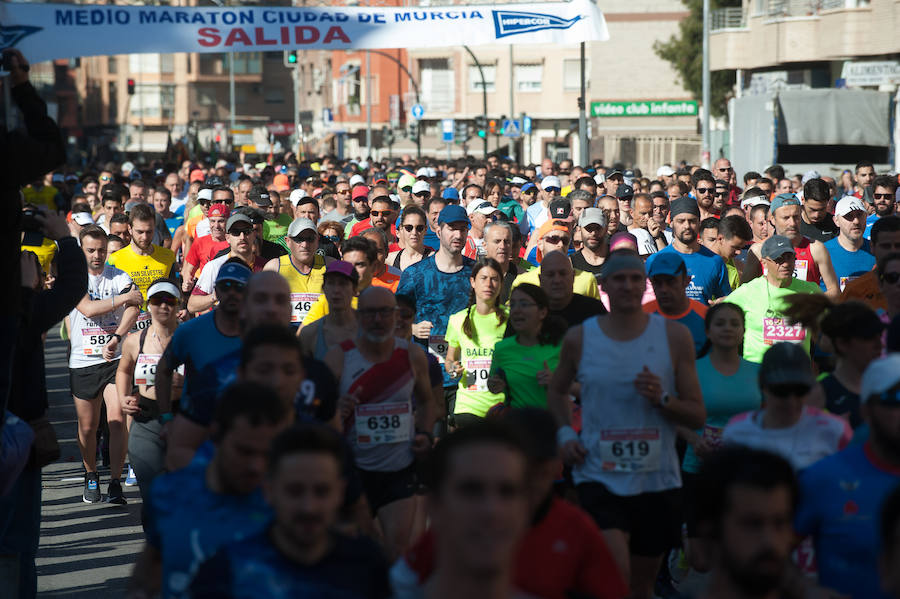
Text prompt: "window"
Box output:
[[160, 54, 175, 74], [199, 53, 223, 76], [108, 81, 118, 122], [469, 64, 496, 92], [515, 64, 543, 92], [108, 56, 117, 74], [224, 52, 262, 74], [420, 58, 453, 112], [563, 58, 589, 91], [129, 54, 160, 74], [197, 86, 217, 106], [130, 83, 175, 119], [265, 87, 286, 104]]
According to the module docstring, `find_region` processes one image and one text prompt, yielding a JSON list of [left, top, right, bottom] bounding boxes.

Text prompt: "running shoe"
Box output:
[[106, 478, 127, 505], [124, 464, 137, 487], [83, 472, 101, 504]]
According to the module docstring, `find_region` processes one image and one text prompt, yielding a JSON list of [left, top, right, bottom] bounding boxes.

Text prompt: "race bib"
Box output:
[[135, 354, 161, 386], [794, 259, 809, 281], [597, 428, 661, 473], [763, 317, 805, 345], [355, 403, 412, 446], [81, 325, 118, 356], [130, 311, 152, 334], [428, 335, 448, 364], [465, 358, 491, 392], [290, 292, 320, 324], [839, 275, 857, 291]]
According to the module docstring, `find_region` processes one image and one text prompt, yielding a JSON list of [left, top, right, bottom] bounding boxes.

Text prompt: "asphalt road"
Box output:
[[36, 326, 143, 596]]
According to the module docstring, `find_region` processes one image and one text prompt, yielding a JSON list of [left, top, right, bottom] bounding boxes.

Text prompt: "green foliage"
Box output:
[[654, 0, 737, 117]]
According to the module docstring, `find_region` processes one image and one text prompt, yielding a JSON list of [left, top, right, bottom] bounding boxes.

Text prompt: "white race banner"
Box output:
[[0, 1, 608, 63]]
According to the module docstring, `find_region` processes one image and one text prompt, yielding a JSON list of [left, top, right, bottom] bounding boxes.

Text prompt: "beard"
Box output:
[[722, 547, 786, 597]]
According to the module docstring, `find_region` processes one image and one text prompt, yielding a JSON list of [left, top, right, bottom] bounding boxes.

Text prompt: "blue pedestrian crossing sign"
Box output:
[[411, 104, 425, 120], [503, 118, 521, 138], [522, 116, 532, 135], [442, 119, 454, 143]]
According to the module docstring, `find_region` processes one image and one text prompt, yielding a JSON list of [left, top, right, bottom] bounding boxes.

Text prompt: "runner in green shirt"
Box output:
[[725, 235, 822, 363], [445, 258, 508, 425], [488, 283, 565, 410]]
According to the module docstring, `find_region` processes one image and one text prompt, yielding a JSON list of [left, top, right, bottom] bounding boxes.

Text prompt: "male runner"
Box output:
[[107, 203, 177, 302], [263, 217, 329, 326]]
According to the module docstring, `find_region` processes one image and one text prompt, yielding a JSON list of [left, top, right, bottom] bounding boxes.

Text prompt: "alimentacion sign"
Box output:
[[591, 100, 698, 117]]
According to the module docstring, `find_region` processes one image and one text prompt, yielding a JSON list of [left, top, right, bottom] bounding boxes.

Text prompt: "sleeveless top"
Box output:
[[392, 247, 433, 270], [339, 338, 416, 472], [278, 254, 326, 324], [313, 320, 330, 362], [793, 237, 821, 284], [575, 314, 681, 495]]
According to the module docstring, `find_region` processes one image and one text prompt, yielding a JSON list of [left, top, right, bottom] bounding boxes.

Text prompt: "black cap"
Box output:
[[760, 343, 815, 387], [615, 184, 634, 201], [248, 184, 272, 207], [548, 199, 572, 219]]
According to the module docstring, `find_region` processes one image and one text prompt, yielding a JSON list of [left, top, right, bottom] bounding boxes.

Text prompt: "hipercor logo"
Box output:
[[492, 10, 581, 38], [0, 25, 43, 51]]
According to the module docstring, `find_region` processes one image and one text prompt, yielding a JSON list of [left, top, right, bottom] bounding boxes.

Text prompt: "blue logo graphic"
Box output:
[[0, 25, 43, 51], [492, 10, 581, 38]]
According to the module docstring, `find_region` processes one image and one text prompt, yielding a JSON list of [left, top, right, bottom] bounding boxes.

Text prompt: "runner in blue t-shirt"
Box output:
[[129, 383, 289, 599], [644, 197, 731, 305], [794, 355, 900, 599], [397, 205, 474, 391], [825, 197, 876, 291]]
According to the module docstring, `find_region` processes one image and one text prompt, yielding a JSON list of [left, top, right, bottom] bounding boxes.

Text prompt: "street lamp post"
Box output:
[[209, 0, 235, 150]]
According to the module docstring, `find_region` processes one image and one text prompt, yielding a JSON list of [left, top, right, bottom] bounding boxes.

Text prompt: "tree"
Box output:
[[654, 0, 737, 117]]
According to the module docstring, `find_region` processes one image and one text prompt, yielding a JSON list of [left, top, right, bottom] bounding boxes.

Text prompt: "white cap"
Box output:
[[349, 174, 365, 187], [147, 280, 181, 300], [741, 195, 771, 210], [510, 176, 528, 186], [656, 165, 675, 177], [121, 161, 135, 174], [801, 170, 821, 185], [289, 188, 309, 206], [594, 173, 606, 185], [541, 175, 561, 191], [861, 354, 900, 402], [466, 200, 497, 216], [287, 217, 317, 238], [412, 180, 431, 195], [416, 167, 429, 177], [72, 212, 94, 226], [835, 196, 867, 218], [197, 188, 213, 201]]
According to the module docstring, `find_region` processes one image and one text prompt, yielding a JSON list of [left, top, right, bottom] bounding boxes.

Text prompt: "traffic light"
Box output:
[[127, 78, 135, 95], [498, 114, 507, 135], [408, 122, 419, 142], [488, 119, 497, 135], [454, 121, 470, 144], [382, 125, 394, 147], [283, 50, 298, 67], [475, 116, 487, 139]]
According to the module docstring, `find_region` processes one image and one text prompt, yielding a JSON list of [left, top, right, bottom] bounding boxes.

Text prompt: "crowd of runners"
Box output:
[[5, 48, 900, 599]]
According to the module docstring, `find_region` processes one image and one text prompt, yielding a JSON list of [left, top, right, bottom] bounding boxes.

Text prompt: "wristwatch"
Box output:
[[659, 392, 670, 407], [111, 333, 123, 342]]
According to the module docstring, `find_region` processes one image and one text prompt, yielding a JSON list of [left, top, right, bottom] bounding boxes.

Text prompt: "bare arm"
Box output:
[[263, 257, 280, 272], [663, 321, 706, 429], [115, 334, 139, 407], [187, 291, 216, 314], [409, 343, 437, 435], [812, 241, 840, 300], [548, 326, 582, 428], [75, 285, 143, 318]]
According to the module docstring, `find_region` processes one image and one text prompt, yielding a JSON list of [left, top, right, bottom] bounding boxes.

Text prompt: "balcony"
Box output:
[[709, 0, 885, 71]]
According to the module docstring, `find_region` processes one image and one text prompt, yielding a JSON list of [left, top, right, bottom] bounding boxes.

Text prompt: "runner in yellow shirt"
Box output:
[[263, 218, 331, 326]]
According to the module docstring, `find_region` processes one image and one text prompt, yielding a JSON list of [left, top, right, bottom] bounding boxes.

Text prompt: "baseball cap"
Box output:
[[466, 200, 497, 216], [521, 183, 537, 194], [623, 169, 635, 185], [351, 185, 369, 201], [647, 252, 686, 277], [51, 173, 64, 183], [536, 219, 569, 241], [287, 217, 317, 238], [248, 185, 272, 207], [207, 203, 229, 218], [510, 176, 528, 187], [121, 161, 135, 174], [289, 189, 310, 206], [770, 193, 801, 213], [861, 354, 900, 403], [835, 196, 867, 218], [324, 260, 360, 285], [197, 188, 213, 202], [670, 197, 701, 218], [226, 213, 253, 232], [600, 251, 645, 279], [593, 173, 607, 185], [215, 261, 252, 286], [272, 174, 290, 191], [541, 175, 561, 192], [759, 342, 815, 387], [438, 204, 470, 226], [801, 170, 821, 185], [609, 231, 639, 252], [615, 184, 634, 201], [398, 174, 416, 191], [72, 211, 94, 226], [656, 165, 675, 177], [147, 280, 181, 300], [442, 187, 460, 201], [760, 235, 795, 260], [350, 174, 366, 187], [605, 168, 623, 180], [412, 180, 431, 195], [578, 207, 607, 229], [548, 199, 572, 219], [741, 194, 771, 210]]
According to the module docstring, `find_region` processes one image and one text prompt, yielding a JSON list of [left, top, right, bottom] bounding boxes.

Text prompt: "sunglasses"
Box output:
[[198, 200, 212, 207], [100, 176, 111, 182], [874, 193, 895, 200], [149, 295, 178, 306], [216, 280, 246, 292], [402, 224, 426, 233], [370, 210, 393, 217], [768, 383, 811, 397], [544, 235, 570, 245], [696, 188, 714, 194], [415, 192, 431, 198], [352, 197, 368, 203], [228, 228, 253, 237], [882, 272, 900, 285]]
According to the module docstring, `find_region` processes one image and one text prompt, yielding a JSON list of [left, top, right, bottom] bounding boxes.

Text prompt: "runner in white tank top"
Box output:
[[547, 250, 705, 599], [324, 286, 437, 560]]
